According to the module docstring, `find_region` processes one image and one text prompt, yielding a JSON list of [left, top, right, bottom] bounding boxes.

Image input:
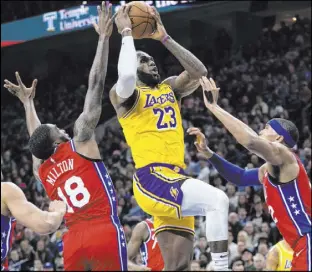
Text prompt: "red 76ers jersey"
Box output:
[[38, 140, 120, 228], [263, 157, 311, 247]]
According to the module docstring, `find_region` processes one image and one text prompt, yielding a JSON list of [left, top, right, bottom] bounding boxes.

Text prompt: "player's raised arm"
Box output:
[[73, 1, 113, 142], [187, 127, 262, 186], [2, 182, 66, 235], [199, 77, 295, 167], [4, 72, 43, 181], [148, 6, 207, 100], [128, 222, 151, 271], [109, 5, 137, 110]]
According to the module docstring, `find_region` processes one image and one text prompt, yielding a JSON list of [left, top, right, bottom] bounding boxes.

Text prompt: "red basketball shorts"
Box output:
[[291, 233, 311, 271], [62, 220, 127, 271]]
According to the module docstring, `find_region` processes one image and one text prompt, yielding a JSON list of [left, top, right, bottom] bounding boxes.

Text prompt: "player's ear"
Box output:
[[276, 134, 284, 144]]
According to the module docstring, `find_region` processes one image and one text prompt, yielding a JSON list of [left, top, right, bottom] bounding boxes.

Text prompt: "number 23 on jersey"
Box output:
[[57, 176, 90, 213], [153, 106, 177, 130]]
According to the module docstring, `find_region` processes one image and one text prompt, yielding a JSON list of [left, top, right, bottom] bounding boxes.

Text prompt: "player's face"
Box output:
[[47, 124, 70, 143], [136, 52, 160, 86], [258, 124, 281, 142]]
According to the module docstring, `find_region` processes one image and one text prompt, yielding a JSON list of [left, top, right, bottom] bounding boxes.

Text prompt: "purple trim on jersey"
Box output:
[[294, 180, 311, 224], [278, 181, 311, 237], [93, 162, 128, 271], [139, 243, 148, 266], [1, 215, 13, 271], [139, 221, 152, 266], [307, 233, 311, 271], [70, 139, 76, 152]]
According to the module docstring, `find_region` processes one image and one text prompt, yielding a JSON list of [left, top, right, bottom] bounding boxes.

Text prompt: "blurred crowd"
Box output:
[[1, 13, 311, 271]]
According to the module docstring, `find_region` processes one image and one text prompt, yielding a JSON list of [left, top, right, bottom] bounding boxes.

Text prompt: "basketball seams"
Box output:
[[129, 2, 156, 39]]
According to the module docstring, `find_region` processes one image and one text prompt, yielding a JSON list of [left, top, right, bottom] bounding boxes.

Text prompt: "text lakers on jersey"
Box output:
[[119, 83, 185, 169]]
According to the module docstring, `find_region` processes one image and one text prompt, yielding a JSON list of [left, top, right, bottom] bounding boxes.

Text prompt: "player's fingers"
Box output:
[[102, 1, 107, 16], [15, 72, 24, 87], [108, 3, 113, 19], [4, 79, 18, 88], [124, 4, 131, 15], [31, 79, 38, 90], [209, 77, 217, 89], [187, 127, 200, 134], [92, 22, 99, 33], [97, 5, 101, 17], [202, 76, 212, 90]]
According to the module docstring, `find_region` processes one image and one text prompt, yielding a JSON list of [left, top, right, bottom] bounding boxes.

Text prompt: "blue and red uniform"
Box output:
[[139, 219, 164, 271], [1, 216, 15, 271], [263, 156, 311, 271], [38, 140, 127, 271]]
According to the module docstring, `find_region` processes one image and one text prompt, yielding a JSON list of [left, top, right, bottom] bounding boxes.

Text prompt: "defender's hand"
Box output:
[[187, 127, 214, 159], [4, 72, 37, 104], [49, 200, 67, 216], [93, 1, 115, 37], [147, 6, 168, 41], [114, 5, 132, 35], [199, 76, 220, 109]]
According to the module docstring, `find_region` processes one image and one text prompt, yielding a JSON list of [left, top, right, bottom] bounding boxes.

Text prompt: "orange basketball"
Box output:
[[127, 1, 157, 39]]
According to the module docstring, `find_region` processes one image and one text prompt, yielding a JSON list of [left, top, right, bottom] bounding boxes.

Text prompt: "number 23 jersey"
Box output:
[[38, 140, 119, 227], [118, 83, 185, 169]]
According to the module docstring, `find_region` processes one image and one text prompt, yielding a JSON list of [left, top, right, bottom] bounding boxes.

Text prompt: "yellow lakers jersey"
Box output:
[[118, 83, 185, 169], [276, 240, 293, 271]]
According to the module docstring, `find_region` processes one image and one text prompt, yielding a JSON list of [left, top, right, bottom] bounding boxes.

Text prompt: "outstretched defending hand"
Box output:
[[187, 127, 214, 159], [93, 1, 115, 37], [199, 76, 220, 109], [4, 72, 37, 104]]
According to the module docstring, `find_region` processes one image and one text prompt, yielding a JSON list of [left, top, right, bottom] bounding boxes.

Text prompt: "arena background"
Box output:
[[1, 1, 311, 271]]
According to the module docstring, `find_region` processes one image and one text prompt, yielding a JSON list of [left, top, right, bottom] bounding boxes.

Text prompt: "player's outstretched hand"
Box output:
[[147, 6, 168, 41], [114, 4, 132, 34], [4, 72, 37, 104], [199, 76, 220, 109], [49, 200, 67, 216], [187, 127, 214, 159], [93, 1, 115, 37]]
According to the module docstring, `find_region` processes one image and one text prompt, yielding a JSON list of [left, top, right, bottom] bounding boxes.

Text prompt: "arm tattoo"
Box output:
[[163, 37, 207, 97], [74, 35, 110, 142], [163, 37, 207, 78]]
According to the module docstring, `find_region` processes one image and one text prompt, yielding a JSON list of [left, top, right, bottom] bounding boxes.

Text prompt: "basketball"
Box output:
[[128, 1, 157, 39]]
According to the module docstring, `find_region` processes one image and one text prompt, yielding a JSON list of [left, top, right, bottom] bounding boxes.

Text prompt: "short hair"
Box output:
[[230, 257, 243, 269], [273, 118, 299, 147], [28, 125, 55, 160]]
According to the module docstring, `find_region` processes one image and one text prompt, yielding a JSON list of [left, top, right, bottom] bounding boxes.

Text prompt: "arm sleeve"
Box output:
[[116, 36, 137, 99], [208, 153, 261, 186]]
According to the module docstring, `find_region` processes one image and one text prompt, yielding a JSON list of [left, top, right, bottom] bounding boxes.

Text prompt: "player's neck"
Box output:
[[136, 79, 158, 89]]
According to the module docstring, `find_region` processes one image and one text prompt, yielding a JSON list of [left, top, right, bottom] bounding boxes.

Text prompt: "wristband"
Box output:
[[161, 35, 170, 44], [121, 27, 132, 35]]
